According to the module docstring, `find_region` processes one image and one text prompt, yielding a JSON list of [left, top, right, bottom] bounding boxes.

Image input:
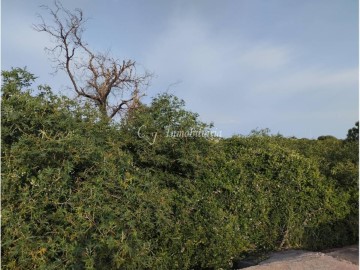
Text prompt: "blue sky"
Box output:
[[2, 0, 359, 138]]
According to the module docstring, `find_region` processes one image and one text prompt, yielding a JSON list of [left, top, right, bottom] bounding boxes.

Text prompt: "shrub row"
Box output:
[[2, 69, 358, 269]]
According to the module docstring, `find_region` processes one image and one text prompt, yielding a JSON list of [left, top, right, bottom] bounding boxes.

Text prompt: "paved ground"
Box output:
[[324, 245, 359, 265], [239, 245, 358, 270]]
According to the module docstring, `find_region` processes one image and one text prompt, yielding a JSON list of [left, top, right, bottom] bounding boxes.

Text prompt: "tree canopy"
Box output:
[[346, 121, 359, 142]]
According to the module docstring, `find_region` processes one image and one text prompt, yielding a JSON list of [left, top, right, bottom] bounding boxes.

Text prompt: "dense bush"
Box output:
[[274, 135, 359, 248], [217, 136, 354, 250], [2, 68, 358, 269]]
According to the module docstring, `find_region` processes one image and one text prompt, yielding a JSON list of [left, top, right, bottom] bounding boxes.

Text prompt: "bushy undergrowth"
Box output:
[[2, 69, 358, 269]]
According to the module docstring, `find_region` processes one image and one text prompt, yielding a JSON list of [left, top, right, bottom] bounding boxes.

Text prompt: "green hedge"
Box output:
[[2, 69, 358, 269]]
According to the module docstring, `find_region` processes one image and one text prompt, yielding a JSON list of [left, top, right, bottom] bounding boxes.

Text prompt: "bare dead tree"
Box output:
[[33, 1, 151, 119]]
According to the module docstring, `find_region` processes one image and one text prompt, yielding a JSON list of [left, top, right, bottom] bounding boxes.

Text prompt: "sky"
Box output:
[[2, 0, 359, 138]]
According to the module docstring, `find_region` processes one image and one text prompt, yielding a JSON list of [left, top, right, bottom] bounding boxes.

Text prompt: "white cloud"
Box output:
[[253, 67, 359, 95], [236, 44, 292, 70], [143, 14, 293, 92], [142, 13, 298, 130]]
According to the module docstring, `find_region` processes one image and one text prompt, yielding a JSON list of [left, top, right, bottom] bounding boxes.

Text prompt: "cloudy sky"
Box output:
[[2, 0, 359, 138]]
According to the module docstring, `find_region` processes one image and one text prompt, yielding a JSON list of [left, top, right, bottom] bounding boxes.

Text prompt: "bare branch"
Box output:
[[34, 1, 151, 120]]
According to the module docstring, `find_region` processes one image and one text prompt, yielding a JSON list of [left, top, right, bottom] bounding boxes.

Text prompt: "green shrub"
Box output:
[[2, 68, 358, 269]]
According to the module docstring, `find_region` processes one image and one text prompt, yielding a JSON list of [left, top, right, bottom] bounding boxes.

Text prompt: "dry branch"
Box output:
[[34, 0, 151, 119]]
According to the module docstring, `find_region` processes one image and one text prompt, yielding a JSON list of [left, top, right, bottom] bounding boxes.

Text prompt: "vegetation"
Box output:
[[2, 68, 358, 269], [346, 121, 359, 142], [33, 1, 151, 120]]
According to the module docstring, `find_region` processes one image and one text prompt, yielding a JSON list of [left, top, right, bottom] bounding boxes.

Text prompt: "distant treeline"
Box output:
[[2, 68, 358, 269]]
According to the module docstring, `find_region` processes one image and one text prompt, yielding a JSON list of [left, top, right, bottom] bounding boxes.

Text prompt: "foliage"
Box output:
[[317, 135, 338, 141], [219, 136, 355, 251], [346, 121, 359, 142], [274, 134, 358, 249], [2, 68, 358, 269]]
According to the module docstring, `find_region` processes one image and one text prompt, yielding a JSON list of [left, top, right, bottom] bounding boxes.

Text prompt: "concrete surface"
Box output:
[[239, 245, 358, 270], [324, 245, 359, 265]]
